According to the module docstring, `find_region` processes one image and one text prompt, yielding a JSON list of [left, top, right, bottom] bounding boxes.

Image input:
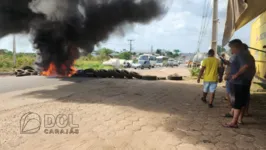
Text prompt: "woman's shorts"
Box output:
[[232, 84, 250, 109]]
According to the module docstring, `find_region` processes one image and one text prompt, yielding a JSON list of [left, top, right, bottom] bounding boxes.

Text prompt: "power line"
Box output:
[[198, 0, 211, 51], [197, 0, 208, 51], [196, 0, 212, 52], [199, 0, 212, 49]]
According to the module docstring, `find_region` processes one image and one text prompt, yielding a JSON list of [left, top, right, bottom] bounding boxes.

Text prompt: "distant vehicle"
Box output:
[[156, 56, 165, 67], [138, 54, 157, 68], [132, 60, 151, 69], [167, 59, 175, 67], [173, 60, 179, 66], [123, 62, 131, 68]]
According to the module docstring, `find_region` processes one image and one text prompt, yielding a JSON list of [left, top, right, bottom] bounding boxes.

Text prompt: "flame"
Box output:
[[41, 62, 77, 77]]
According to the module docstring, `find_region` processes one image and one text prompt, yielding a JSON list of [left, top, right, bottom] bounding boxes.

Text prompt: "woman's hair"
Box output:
[[242, 43, 249, 51], [229, 39, 243, 48]]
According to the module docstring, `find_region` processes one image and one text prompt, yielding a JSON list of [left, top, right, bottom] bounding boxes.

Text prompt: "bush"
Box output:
[[75, 59, 113, 70], [190, 68, 200, 77], [119, 52, 132, 60], [0, 53, 36, 72]]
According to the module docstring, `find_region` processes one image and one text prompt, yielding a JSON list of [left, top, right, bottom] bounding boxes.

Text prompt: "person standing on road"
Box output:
[[222, 52, 236, 107], [197, 49, 221, 108], [223, 39, 256, 128]]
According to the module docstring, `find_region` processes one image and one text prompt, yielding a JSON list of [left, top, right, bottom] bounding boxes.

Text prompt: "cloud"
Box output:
[[0, 34, 33, 52]]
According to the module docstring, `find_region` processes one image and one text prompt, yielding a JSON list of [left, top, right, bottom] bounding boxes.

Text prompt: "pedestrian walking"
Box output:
[[197, 49, 221, 108]]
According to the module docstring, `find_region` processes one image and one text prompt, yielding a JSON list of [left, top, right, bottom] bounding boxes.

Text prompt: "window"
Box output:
[[139, 55, 149, 61], [149, 56, 156, 61]]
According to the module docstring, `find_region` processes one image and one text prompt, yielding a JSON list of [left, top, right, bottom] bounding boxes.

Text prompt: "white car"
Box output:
[[132, 61, 151, 69], [156, 62, 164, 67], [173, 60, 179, 66]]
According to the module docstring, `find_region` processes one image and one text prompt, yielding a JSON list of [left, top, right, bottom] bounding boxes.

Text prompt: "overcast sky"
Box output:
[[0, 0, 252, 53]]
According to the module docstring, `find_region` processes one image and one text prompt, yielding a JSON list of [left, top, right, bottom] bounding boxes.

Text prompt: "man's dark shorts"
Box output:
[[233, 83, 250, 109]]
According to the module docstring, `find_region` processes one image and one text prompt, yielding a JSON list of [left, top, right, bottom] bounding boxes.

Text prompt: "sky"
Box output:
[[0, 0, 252, 53]]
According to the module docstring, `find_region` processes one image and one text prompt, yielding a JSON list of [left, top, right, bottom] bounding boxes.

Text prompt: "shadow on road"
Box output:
[[17, 77, 266, 147]]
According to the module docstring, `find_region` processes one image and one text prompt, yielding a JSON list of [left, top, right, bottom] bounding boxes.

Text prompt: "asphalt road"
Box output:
[[0, 65, 186, 94], [0, 76, 77, 94]]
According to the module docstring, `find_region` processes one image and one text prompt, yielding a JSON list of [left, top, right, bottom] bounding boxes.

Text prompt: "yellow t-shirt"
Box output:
[[202, 57, 219, 82]]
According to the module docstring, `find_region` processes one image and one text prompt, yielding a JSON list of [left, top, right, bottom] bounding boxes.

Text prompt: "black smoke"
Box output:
[[0, 0, 167, 75]]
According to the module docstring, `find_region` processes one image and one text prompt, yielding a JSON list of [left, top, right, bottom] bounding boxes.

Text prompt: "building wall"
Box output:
[[250, 12, 266, 80]]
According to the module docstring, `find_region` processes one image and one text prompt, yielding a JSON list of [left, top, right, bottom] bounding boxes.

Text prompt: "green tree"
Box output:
[[156, 49, 162, 55], [173, 49, 181, 57], [165, 51, 174, 58], [98, 48, 113, 56], [217, 45, 226, 55], [119, 52, 132, 60]]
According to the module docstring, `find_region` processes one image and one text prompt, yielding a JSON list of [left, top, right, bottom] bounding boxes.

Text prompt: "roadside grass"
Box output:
[[75, 59, 113, 70], [0, 54, 113, 73], [0, 54, 35, 73]]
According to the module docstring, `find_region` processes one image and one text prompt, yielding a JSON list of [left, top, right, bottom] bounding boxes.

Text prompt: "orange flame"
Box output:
[[41, 63, 77, 77]]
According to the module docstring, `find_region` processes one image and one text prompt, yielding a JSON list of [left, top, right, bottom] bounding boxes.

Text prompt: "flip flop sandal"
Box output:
[[223, 113, 233, 118], [223, 123, 239, 128], [238, 121, 244, 125], [222, 97, 228, 101]]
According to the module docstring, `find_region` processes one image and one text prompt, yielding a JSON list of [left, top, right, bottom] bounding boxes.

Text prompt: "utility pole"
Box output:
[[211, 0, 218, 56], [128, 39, 134, 52], [13, 35, 16, 68], [151, 45, 153, 54]]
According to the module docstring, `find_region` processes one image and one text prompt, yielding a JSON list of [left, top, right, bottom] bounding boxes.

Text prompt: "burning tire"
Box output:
[[130, 71, 142, 79], [142, 75, 157, 81]]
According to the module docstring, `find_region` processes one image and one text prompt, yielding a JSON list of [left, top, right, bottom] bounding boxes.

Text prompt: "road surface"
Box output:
[[0, 66, 265, 150], [0, 65, 189, 93], [0, 76, 75, 94]]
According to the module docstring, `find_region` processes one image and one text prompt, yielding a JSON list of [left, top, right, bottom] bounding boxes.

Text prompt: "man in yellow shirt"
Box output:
[[197, 49, 220, 108]]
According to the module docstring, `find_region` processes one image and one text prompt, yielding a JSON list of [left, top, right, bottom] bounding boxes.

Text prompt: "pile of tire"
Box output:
[[74, 69, 171, 81], [15, 66, 39, 77], [72, 69, 95, 77], [72, 69, 144, 80]]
